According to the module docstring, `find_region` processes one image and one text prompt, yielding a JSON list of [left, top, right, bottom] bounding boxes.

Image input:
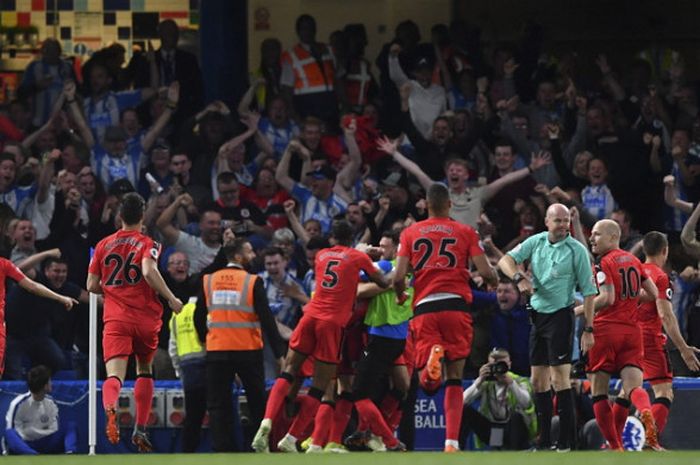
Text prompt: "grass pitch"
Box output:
[[3, 451, 700, 465]]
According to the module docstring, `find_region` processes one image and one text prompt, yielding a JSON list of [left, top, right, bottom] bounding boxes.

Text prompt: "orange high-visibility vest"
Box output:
[[203, 267, 262, 352], [282, 43, 335, 95]]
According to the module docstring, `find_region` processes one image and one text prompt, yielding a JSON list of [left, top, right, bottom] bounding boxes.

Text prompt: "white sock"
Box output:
[[285, 433, 298, 442]]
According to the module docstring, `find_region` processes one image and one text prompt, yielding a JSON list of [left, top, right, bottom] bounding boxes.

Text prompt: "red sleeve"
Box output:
[[1, 258, 26, 282], [597, 256, 615, 289], [465, 227, 485, 257], [356, 251, 376, 276], [397, 228, 412, 258], [657, 272, 672, 301], [142, 238, 161, 262], [88, 244, 103, 275]]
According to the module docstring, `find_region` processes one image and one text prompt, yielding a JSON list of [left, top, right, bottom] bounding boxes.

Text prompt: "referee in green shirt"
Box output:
[[498, 203, 596, 451]]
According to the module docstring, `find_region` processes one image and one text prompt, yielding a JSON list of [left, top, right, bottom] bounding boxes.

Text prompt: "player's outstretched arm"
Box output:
[[142, 257, 183, 314], [18, 277, 78, 310], [472, 254, 497, 288], [393, 256, 409, 304], [657, 298, 700, 371]]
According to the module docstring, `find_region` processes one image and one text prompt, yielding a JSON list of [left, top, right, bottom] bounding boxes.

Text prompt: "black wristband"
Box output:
[[583, 326, 594, 333]]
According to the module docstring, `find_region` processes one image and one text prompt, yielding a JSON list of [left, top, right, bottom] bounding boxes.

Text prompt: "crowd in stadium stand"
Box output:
[[1, 13, 700, 452]]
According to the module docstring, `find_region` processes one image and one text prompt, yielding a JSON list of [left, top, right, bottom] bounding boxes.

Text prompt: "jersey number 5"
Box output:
[[413, 237, 457, 270], [105, 252, 143, 286], [322, 260, 340, 288]]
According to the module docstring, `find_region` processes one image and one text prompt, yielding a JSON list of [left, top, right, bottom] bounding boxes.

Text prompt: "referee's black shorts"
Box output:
[[529, 305, 575, 366]]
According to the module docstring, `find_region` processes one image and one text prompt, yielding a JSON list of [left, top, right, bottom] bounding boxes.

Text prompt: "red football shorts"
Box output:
[[337, 322, 367, 376], [394, 327, 415, 374], [586, 324, 643, 374], [642, 331, 673, 385], [103, 320, 159, 364], [411, 311, 473, 370], [289, 315, 344, 364]]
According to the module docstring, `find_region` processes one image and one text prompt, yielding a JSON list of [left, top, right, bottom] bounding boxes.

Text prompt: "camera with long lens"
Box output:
[[485, 360, 509, 380]]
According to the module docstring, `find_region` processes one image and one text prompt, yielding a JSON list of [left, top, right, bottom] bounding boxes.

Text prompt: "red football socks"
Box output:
[[593, 397, 621, 449], [102, 376, 122, 410], [651, 398, 671, 434], [629, 387, 652, 413], [134, 375, 154, 427], [444, 384, 463, 442], [355, 398, 398, 447], [264, 375, 292, 420], [328, 395, 353, 444], [612, 397, 630, 439], [288, 394, 321, 438], [309, 402, 334, 446], [380, 393, 400, 424]]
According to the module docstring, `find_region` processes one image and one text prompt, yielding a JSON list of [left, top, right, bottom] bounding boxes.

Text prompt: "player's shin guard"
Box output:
[[629, 387, 652, 413], [328, 391, 354, 444], [534, 390, 553, 447], [444, 379, 463, 443], [612, 397, 630, 439], [556, 388, 574, 449], [356, 398, 399, 447], [651, 397, 671, 434], [264, 372, 294, 420], [134, 374, 154, 427], [592, 395, 621, 449], [288, 387, 323, 439], [102, 376, 122, 410], [309, 401, 334, 447]]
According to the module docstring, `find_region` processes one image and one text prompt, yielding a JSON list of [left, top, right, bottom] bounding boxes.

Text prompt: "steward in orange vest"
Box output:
[[280, 14, 339, 126], [194, 238, 285, 452]]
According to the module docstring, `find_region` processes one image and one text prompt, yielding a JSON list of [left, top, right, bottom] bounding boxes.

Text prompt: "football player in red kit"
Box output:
[[582, 219, 661, 450], [394, 183, 497, 452], [87, 193, 183, 452], [612, 232, 700, 446], [252, 220, 389, 453]]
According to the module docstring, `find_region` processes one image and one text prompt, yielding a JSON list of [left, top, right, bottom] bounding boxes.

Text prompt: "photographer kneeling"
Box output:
[[460, 348, 536, 450]]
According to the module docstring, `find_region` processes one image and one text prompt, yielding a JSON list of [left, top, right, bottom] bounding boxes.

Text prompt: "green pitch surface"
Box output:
[[3, 451, 700, 465]]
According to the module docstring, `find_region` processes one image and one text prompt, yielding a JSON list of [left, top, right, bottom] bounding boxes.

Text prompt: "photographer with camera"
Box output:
[[460, 348, 537, 450]]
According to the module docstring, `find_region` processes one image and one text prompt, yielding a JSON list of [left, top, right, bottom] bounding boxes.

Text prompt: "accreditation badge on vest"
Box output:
[[212, 290, 242, 306]]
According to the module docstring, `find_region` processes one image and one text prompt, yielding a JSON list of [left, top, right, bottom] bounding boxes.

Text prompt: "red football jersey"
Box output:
[[0, 257, 26, 317], [594, 248, 649, 327], [398, 217, 484, 306], [303, 245, 375, 326], [88, 229, 163, 326], [636, 262, 671, 334]]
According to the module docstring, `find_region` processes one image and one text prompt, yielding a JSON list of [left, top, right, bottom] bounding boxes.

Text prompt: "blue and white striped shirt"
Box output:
[[84, 90, 142, 144], [291, 183, 347, 235], [91, 142, 143, 190]]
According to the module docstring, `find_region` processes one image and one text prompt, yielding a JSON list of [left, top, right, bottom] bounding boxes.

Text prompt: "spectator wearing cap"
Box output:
[[275, 140, 347, 235], [64, 78, 179, 190], [138, 139, 174, 199], [388, 43, 446, 140]]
